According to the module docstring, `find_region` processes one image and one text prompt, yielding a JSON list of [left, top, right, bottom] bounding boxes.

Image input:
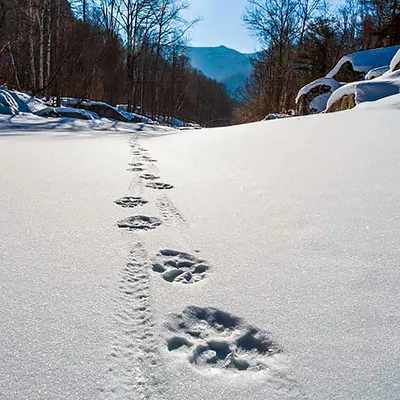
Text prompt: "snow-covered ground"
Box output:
[[1, 96, 400, 399]]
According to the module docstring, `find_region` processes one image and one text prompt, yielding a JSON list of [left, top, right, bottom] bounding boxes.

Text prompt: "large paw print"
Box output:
[[117, 215, 162, 231], [165, 307, 281, 371], [152, 249, 209, 284]]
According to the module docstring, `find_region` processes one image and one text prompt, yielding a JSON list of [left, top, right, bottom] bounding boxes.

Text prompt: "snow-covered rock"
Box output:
[[389, 48, 400, 72], [0, 89, 19, 115], [119, 110, 153, 124], [35, 106, 94, 120], [326, 70, 400, 112], [77, 101, 129, 122], [9, 90, 46, 113], [295, 78, 342, 115], [327, 45, 400, 82], [365, 65, 390, 80]]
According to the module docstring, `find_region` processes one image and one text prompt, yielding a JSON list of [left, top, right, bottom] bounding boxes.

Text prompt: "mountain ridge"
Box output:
[[187, 45, 254, 97]]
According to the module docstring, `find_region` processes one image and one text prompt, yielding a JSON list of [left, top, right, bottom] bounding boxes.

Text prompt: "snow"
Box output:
[[1, 99, 400, 399], [389, 48, 400, 71], [327, 45, 400, 78], [327, 69, 400, 109], [365, 65, 390, 80]]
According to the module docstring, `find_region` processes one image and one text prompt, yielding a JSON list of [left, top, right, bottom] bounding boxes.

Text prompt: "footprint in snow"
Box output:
[[117, 215, 162, 231], [142, 156, 157, 162], [165, 307, 281, 372], [128, 167, 146, 172], [146, 182, 174, 190], [152, 249, 209, 284], [114, 197, 148, 208], [140, 173, 160, 181]]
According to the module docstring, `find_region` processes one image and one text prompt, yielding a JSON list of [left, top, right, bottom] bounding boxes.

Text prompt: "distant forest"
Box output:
[[238, 0, 400, 122], [0, 0, 234, 126]]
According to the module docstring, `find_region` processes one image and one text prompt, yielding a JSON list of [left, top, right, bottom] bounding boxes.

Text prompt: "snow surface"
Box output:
[[327, 69, 400, 109], [1, 100, 400, 400], [327, 45, 400, 78]]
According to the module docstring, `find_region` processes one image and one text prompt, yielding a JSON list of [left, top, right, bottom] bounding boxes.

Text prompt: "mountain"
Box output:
[[187, 45, 254, 98]]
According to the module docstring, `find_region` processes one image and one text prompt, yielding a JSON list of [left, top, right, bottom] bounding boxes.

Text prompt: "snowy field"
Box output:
[[1, 97, 400, 399]]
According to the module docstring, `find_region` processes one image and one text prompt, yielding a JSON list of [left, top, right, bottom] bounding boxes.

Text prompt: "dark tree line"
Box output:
[[0, 0, 234, 126], [237, 0, 400, 122]]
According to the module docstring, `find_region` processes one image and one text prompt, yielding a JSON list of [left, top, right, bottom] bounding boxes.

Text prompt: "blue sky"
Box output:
[[183, 0, 258, 54]]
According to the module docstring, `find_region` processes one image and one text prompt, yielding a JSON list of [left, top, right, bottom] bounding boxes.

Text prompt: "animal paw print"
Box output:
[[146, 182, 174, 190], [152, 249, 209, 283], [114, 197, 148, 208], [140, 174, 160, 181], [165, 307, 281, 371], [117, 215, 162, 231]]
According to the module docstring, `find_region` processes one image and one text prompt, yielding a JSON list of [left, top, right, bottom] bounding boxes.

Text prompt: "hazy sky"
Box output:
[[183, 0, 259, 54]]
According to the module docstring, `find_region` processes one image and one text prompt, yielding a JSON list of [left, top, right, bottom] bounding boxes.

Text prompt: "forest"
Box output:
[[0, 0, 234, 126], [238, 0, 400, 122]]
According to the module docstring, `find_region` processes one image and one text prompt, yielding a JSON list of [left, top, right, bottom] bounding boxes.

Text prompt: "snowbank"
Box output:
[[326, 70, 400, 112], [327, 45, 400, 80]]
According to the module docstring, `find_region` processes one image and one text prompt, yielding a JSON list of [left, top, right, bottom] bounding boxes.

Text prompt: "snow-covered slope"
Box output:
[[1, 100, 400, 399]]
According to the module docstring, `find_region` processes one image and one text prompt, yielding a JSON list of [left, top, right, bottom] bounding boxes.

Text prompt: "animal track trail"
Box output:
[[152, 249, 210, 284], [117, 215, 162, 231], [106, 242, 163, 400], [165, 307, 281, 372], [156, 196, 187, 229]]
